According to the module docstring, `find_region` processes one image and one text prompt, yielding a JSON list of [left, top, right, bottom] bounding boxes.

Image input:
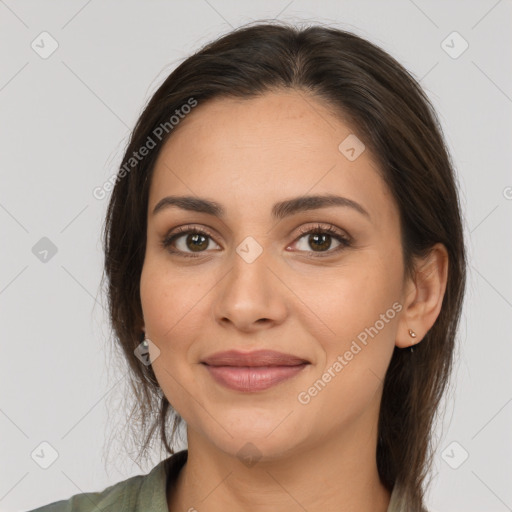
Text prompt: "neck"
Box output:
[[167, 416, 391, 512]]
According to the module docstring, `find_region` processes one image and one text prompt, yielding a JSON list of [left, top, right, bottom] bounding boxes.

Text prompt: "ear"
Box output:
[[396, 243, 449, 349]]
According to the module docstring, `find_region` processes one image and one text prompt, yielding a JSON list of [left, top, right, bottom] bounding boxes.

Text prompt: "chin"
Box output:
[[198, 413, 307, 463], [215, 435, 300, 465]]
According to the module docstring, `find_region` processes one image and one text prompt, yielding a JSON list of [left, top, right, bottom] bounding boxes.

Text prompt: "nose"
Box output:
[[211, 247, 288, 333]]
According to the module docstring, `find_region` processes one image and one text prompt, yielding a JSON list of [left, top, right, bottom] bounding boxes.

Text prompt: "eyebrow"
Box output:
[[152, 194, 371, 221]]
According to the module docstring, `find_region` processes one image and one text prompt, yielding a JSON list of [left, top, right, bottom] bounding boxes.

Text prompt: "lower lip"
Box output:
[[203, 364, 309, 392]]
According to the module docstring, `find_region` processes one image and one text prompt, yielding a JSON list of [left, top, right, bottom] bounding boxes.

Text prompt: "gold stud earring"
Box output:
[[409, 329, 417, 352]]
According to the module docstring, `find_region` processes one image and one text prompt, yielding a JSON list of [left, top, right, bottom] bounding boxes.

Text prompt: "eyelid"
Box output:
[[162, 223, 218, 243], [161, 222, 352, 258], [294, 223, 351, 242]]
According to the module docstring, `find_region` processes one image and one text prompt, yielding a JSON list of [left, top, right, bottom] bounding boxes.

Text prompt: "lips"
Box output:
[[201, 349, 309, 367], [201, 350, 310, 392]]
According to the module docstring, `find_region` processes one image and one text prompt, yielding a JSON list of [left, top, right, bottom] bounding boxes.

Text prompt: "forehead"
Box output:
[[149, 90, 397, 227]]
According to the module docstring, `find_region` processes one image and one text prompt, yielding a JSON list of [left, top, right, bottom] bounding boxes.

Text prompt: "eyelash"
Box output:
[[161, 223, 352, 259]]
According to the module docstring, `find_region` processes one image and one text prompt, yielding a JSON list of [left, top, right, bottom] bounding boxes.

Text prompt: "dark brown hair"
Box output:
[[101, 20, 467, 511]]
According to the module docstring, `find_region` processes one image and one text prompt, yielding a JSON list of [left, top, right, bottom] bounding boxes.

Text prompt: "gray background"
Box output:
[[1, 1, 511, 511]]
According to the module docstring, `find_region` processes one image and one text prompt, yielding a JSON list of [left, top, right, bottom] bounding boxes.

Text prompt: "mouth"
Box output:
[[201, 349, 310, 367], [200, 350, 311, 392]]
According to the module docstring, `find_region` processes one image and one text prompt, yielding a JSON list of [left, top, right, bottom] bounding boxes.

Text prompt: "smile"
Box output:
[[202, 363, 309, 392]]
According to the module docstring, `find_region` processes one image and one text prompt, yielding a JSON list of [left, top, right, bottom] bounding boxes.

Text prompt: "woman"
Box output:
[[29, 20, 466, 512]]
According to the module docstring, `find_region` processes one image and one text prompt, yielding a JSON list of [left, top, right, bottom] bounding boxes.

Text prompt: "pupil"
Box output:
[[185, 233, 332, 253], [189, 234, 207, 251], [310, 234, 330, 251]]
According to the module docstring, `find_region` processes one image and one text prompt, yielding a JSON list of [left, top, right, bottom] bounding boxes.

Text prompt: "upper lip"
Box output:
[[201, 350, 310, 367]]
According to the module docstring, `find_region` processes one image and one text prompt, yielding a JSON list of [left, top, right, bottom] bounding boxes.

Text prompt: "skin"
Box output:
[[139, 89, 449, 512]]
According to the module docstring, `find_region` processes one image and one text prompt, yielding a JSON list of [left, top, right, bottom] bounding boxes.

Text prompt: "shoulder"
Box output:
[[26, 473, 146, 512], [26, 451, 188, 512], [26, 469, 153, 512]]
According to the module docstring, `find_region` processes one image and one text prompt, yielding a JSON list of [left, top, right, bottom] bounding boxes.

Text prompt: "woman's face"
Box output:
[[140, 90, 410, 460]]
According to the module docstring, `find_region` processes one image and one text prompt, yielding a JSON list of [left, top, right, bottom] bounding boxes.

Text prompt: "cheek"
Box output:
[[291, 260, 400, 379], [140, 256, 203, 338], [295, 258, 397, 330], [291, 270, 398, 427], [140, 261, 208, 422]]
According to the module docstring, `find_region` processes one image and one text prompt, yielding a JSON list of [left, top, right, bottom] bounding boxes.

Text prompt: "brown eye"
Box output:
[[162, 227, 220, 258], [161, 223, 351, 259], [181, 232, 210, 252], [293, 224, 351, 256]]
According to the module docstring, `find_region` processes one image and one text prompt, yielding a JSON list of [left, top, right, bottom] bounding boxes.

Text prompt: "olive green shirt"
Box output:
[[27, 449, 405, 511]]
